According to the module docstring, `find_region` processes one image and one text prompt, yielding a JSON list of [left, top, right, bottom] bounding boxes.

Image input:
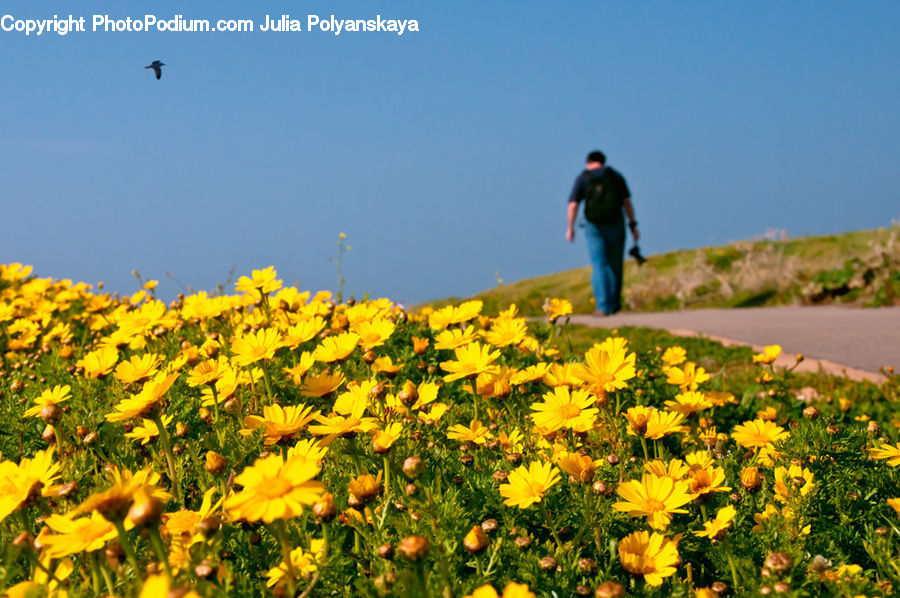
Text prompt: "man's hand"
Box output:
[[632, 227, 640, 242], [566, 227, 575, 243]]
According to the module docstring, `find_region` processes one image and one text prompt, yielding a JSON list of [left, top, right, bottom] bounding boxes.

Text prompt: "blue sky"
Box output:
[[2, 1, 898, 305]]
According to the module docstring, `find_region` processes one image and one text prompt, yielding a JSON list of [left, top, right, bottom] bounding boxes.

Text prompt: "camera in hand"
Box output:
[[629, 245, 647, 266]]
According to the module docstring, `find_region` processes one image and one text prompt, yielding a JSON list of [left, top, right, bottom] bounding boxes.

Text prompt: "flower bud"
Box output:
[[463, 525, 489, 554], [595, 581, 625, 598], [397, 535, 429, 561], [199, 407, 213, 425], [205, 451, 227, 475], [741, 467, 761, 493], [198, 515, 222, 538], [492, 470, 509, 483], [539, 556, 558, 572], [175, 422, 189, 437], [515, 536, 532, 549], [13, 531, 34, 551], [223, 397, 242, 416], [40, 404, 61, 425], [802, 406, 819, 420], [312, 493, 337, 523], [377, 543, 394, 560], [481, 519, 498, 533], [764, 552, 793, 573], [397, 381, 419, 406], [577, 558, 597, 574], [42, 425, 56, 444], [195, 561, 217, 580], [127, 496, 164, 528], [402, 456, 425, 479]]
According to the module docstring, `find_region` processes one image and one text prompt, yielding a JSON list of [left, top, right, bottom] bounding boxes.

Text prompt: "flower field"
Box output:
[[1, 263, 899, 597]]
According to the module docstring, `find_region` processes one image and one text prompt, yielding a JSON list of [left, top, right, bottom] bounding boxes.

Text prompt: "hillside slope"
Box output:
[[425, 226, 900, 316]]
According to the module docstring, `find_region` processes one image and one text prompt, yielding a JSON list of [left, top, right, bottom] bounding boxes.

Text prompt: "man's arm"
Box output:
[[566, 201, 578, 242], [623, 196, 639, 241]]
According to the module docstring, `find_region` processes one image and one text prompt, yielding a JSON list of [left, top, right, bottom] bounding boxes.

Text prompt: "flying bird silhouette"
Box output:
[[145, 60, 165, 80]]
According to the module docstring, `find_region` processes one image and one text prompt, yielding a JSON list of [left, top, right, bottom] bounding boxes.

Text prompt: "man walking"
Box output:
[[566, 150, 639, 315]]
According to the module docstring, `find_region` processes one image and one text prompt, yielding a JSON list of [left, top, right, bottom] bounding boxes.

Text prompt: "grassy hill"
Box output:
[[425, 225, 900, 316]]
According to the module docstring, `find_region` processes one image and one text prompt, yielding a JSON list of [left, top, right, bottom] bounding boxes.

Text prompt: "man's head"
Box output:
[[586, 150, 606, 170]]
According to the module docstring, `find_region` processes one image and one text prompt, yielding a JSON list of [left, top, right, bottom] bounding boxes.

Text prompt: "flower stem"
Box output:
[[152, 412, 180, 502], [113, 519, 141, 574], [148, 527, 174, 583], [261, 365, 275, 402], [539, 501, 562, 546], [727, 552, 739, 590], [639, 436, 650, 462], [272, 519, 297, 598]]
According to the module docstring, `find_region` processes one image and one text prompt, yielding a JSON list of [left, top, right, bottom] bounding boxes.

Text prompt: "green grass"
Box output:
[[424, 226, 900, 316]]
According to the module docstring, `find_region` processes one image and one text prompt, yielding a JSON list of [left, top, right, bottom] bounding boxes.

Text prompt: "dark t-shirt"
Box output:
[[568, 166, 631, 206]]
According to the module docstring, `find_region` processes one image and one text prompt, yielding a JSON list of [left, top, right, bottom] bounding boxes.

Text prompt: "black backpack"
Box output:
[[582, 168, 624, 225]]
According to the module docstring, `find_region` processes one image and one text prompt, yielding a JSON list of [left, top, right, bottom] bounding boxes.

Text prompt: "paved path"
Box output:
[[569, 306, 900, 382]]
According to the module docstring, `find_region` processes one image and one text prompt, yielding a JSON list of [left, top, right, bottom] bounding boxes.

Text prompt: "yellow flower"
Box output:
[[74, 466, 171, 521], [440, 342, 500, 382], [465, 582, 535, 598], [645, 410, 688, 440], [240, 403, 319, 445], [498, 461, 560, 508], [753, 344, 782, 364], [887, 498, 900, 517], [530, 386, 597, 433], [661, 346, 686, 367], [665, 361, 709, 391], [300, 371, 345, 398], [348, 472, 383, 505], [38, 511, 119, 559], [113, 353, 163, 385], [352, 318, 396, 350], [418, 403, 450, 423], [510, 363, 551, 385], [450, 300, 483, 324], [312, 331, 360, 363], [618, 530, 679, 587], [644, 459, 691, 480], [231, 328, 283, 366], [434, 326, 477, 350], [556, 452, 600, 483], [624, 405, 655, 436], [281, 317, 326, 349], [77, 346, 119, 379], [664, 391, 711, 416], [756, 406, 778, 421], [139, 574, 201, 598], [695, 505, 736, 539], [613, 474, 695, 530], [106, 371, 179, 422], [869, 442, 900, 466], [573, 340, 636, 396], [0, 448, 62, 522], [186, 357, 230, 387], [412, 336, 430, 354], [235, 266, 282, 295], [542, 362, 584, 387], [447, 420, 492, 445], [774, 464, 814, 503], [752, 503, 780, 533], [373, 422, 403, 453], [225, 454, 323, 523], [732, 418, 790, 449], [124, 414, 173, 445], [543, 297, 573, 322], [687, 466, 731, 496], [308, 387, 378, 444], [483, 317, 528, 348], [266, 539, 326, 587], [22, 384, 72, 418]]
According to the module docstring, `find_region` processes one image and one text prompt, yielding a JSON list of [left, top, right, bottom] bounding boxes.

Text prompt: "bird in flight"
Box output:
[[145, 60, 165, 80]]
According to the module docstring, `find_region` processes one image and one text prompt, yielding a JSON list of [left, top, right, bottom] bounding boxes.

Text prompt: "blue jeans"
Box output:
[[584, 220, 625, 314]]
